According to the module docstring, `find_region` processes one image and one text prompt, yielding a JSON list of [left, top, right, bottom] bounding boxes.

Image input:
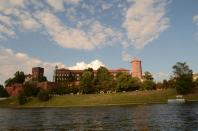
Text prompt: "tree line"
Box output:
[[0, 62, 198, 105]]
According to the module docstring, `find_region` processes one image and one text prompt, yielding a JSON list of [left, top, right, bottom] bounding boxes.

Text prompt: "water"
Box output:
[[0, 103, 198, 130]]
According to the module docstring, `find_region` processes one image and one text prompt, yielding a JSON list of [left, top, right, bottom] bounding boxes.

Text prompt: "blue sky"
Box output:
[[0, 0, 198, 84]]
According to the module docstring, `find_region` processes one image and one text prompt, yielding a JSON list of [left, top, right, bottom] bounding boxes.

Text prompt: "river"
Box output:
[[0, 103, 198, 130]]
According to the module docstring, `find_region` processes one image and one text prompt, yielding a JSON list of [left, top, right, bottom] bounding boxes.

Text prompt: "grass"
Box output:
[[0, 88, 198, 108]]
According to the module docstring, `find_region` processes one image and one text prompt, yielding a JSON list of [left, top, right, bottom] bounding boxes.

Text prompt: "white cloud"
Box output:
[[35, 11, 122, 50], [68, 59, 106, 70], [123, 0, 170, 49], [66, 0, 81, 4], [0, 0, 122, 51], [122, 51, 133, 62], [153, 72, 169, 81], [35, 11, 94, 50], [0, 24, 16, 39], [20, 16, 41, 31], [193, 15, 198, 25], [0, 47, 42, 84], [46, 0, 65, 12], [0, 0, 26, 10], [193, 15, 198, 40], [101, 3, 113, 10]]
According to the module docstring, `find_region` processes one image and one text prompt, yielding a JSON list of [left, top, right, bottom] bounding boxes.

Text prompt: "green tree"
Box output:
[[0, 84, 9, 97], [18, 91, 28, 105], [116, 73, 141, 92], [141, 80, 156, 90], [38, 89, 50, 101], [96, 66, 113, 92], [172, 62, 193, 94], [4, 78, 14, 86], [80, 69, 95, 94], [130, 77, 142, 91], [97, 67, 111, 82], [194, 78, 198, 88], [13, 71, 25, 83], [116, 72, 130, 91], [141, 72, 155, 90], [4, 71, 25, 86], [23, 81, 39, 97], [143, 71, 154, 81]]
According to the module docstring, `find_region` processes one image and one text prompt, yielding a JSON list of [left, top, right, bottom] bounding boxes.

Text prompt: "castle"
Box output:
[[6, 58, 143, 96], [53, 58, 142, 83]]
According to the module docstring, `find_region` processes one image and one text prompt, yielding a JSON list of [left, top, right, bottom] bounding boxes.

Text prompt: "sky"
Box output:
[[0, 0, 198, 84]]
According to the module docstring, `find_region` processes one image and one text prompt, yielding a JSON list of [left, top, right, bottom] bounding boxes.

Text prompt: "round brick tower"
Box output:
[[131, 58, 142, 80]]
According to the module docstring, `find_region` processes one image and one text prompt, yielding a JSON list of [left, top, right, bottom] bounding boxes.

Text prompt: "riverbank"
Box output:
[[0, 88, 198, 108]]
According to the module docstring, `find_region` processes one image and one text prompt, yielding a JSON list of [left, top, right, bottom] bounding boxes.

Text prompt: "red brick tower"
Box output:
[[32, 67, 44, 79], [131, 58, 142, 80]]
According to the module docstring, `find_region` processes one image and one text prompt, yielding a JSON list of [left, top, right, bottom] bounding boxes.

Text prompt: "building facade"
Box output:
[[5, 84, 23, 96], [32, 67, 44, 79], [131, 58, 143, 80], [53, 67, 130, 83]]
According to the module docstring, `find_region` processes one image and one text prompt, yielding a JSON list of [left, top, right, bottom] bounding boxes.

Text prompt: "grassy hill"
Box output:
[[0, 88, 198, 108]]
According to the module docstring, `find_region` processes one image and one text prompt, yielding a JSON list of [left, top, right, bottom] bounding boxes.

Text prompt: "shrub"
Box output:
[[38, 89, 50, 101], [0, 85, 9, 97], [24, 82, 39, 97], [18, 91, 28, 105]]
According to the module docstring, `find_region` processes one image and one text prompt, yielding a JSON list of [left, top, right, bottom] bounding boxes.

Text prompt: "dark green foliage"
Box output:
[[4, 78, 14, 86], [49, 83, 79, 95], [96, 66, 113, 92], [4, 71, 25, 86], [116, 72, 131, 91], [80, 69, 95, 94], [141, 80, 156, 90], [50, 86, 70, 95], [194, 79, 198, 88], [130, 77, 142, 91], [38, 89, 50, 101], [175, 75, 193, 94], [23, 82, 39, 97], [18, 91, 28, 105], [116, 73, 141, 92], [97, 66, 112, 82], [141, 72, 155, 90], [70, 86, 79, 94], [143, 71, 154, 81], [172, 62, 194, 94], [13, 71, 25, 83], [161, 79, 176, 89], [0, 85, 9, 97]]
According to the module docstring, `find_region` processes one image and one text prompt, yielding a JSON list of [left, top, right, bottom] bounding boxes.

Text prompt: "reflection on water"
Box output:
[[0, 103, 198, 130]]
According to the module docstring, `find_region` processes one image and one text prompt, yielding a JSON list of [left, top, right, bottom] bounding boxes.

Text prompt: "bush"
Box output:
[[24, 82, 39, 97], [141, 80, 156, 90], [0, 85, 9, 97], [18, 91, 28, 105], [38, 90, 50, 101]]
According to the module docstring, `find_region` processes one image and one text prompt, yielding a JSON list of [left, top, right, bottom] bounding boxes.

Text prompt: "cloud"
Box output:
[[35, 11, 122, 50], [122, 51, 133, 62], [0, 47, 42, 84], [193, 15, 198, 25], [153, 72, 169, 81], [193, 15, 198, 40], [0, 47, 106, 85], [46, 0, 65, 12], [64, 0, 81, 4], [123, 0, 170, 49], [0, 0, 122, 50], [68, 59, 106, 70]]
